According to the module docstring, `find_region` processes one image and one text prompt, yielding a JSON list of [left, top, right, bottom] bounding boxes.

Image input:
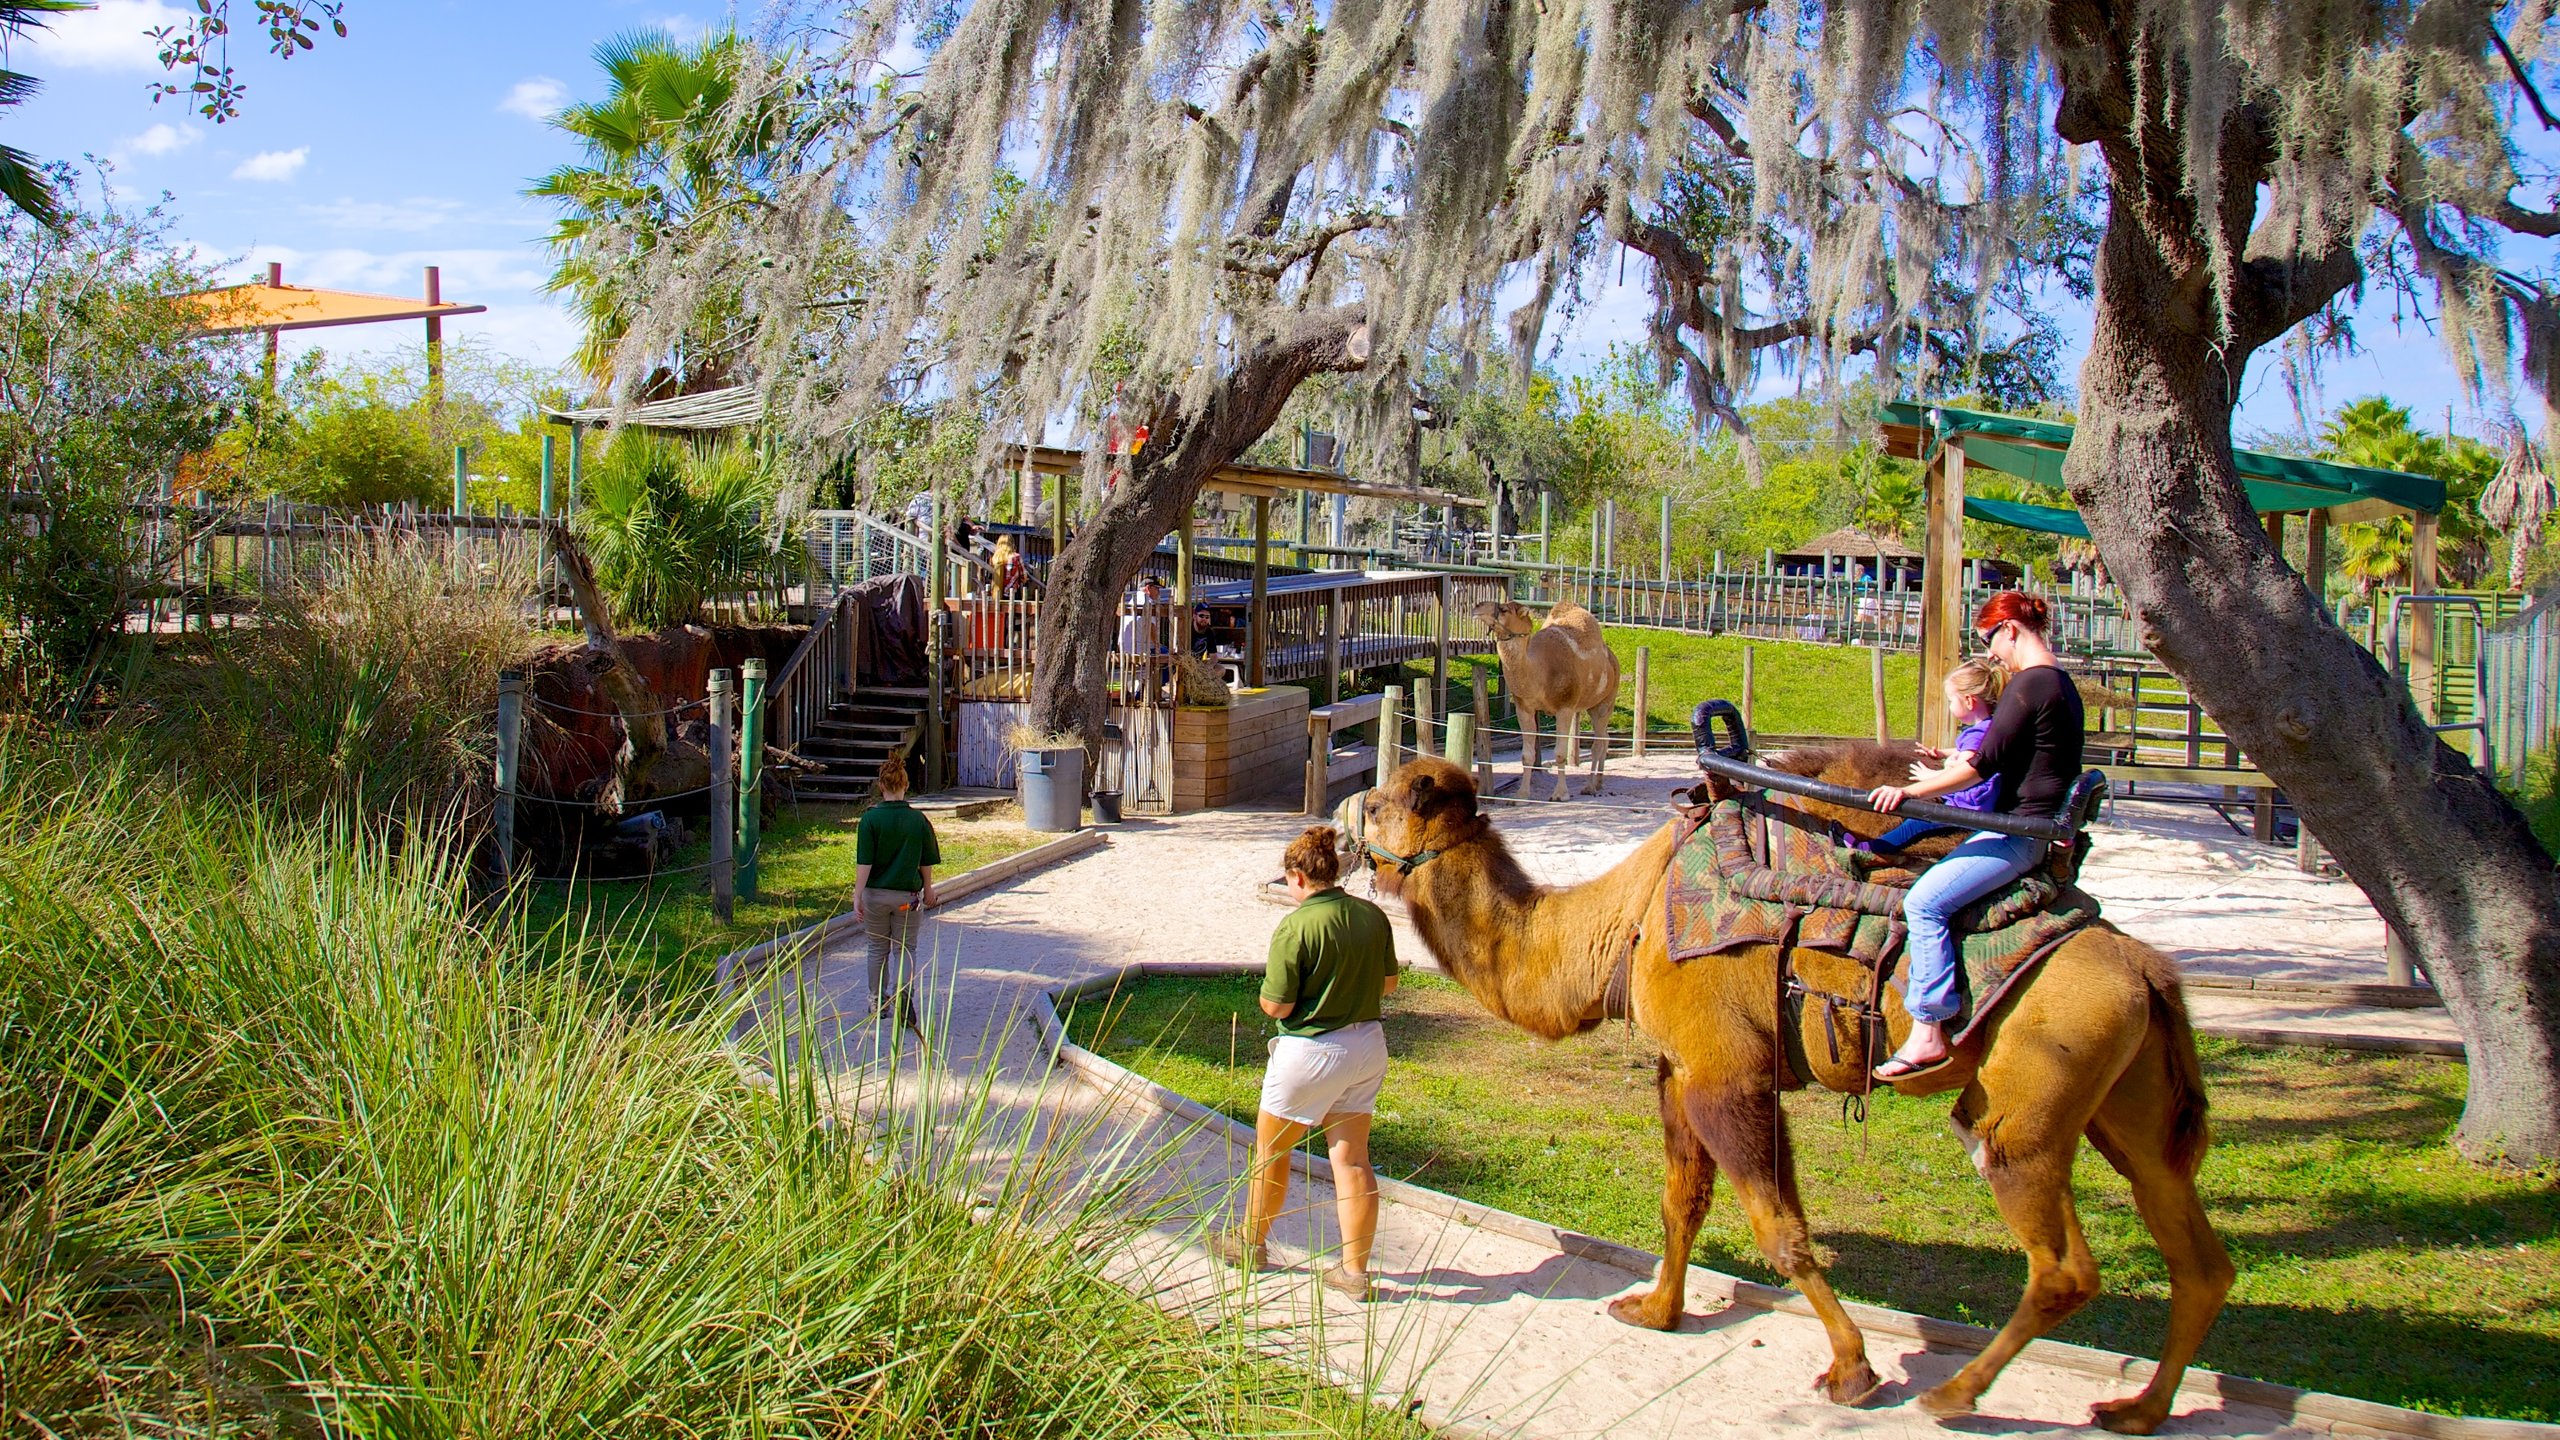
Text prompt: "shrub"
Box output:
[[578, 436, 804, 630], [140, 528, 537, 818], [0, 742, 1403, 1434]]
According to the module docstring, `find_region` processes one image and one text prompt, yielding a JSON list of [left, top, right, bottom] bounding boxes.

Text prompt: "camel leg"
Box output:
[[1608, 1058, 1717, 1331], [1552, 710, 1576, 801], [1917, 1086, 2106, 1419], [1520, 706, 1541, 792], [1585, 704, 1607, 794], [1683, 1082, 1880, 1406], [2080, 1047, 2234, 1434]]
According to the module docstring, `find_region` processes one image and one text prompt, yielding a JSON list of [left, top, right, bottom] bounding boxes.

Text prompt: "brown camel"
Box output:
[[1475, 599, 1622, 800], [1355, 751, 2232, 1435]]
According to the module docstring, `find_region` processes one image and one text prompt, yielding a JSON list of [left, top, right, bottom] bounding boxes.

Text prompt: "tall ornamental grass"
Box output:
[[0, 741, 1396, 1435]]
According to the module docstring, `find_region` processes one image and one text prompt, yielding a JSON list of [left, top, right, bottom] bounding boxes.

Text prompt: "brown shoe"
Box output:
[[1209, 1228, 1269, 1272], [1322, 1264, 1375, 1301]]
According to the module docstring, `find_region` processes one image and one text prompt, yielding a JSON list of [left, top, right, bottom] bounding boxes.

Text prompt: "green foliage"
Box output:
[[532, 28, 783, 390], [0, 3, 81, 225], [579, 436, 803, 630], [2322, 397, 2500, 593], [0, 186, 248, 687], [0, 741, 1416, 1435], [138, 530, 539, 818], [2513, 739, 2560, 860]]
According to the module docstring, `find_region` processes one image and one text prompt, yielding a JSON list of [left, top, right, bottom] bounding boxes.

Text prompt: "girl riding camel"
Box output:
[[1867, 591, 2084, 1081]]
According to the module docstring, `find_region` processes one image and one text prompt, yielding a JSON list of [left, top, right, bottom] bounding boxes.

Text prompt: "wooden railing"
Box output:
[[765, 588, 862, 762]]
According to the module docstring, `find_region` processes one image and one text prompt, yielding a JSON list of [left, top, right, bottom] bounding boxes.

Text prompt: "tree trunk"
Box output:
[[2053, 22, 2560, 1162], [1024, 309, 1369, 751]]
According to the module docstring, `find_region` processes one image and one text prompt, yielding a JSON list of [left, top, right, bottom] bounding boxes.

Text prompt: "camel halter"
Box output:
[[1363, 840, 1445, 877]]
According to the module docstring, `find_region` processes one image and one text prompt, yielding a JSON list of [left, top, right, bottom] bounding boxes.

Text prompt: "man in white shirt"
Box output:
[[1117, 576, 1165, 655]]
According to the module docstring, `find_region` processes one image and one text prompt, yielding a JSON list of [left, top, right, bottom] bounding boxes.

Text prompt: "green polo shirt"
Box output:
[[854, 799, 941, 893], [1262, 886, 1398, 1038]]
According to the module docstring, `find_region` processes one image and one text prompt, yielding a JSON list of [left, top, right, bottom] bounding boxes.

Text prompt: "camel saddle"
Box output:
[[1663, 790, 2101, 1080]]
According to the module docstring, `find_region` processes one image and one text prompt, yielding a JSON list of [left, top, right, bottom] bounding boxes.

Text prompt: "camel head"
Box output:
[[1473, 599, 1539, 641], [1357, 755, 1491, 899], [1761, 741, 1932, 841]]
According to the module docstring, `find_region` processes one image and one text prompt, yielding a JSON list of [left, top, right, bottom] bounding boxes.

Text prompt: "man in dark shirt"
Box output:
[[854, 759, 941, 1035]]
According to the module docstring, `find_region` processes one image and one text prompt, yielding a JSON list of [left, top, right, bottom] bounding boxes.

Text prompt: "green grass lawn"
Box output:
[[1389, 631, 1919, 755], [1068, 971, 2560, 1422], [521, 800, 1046, 999]]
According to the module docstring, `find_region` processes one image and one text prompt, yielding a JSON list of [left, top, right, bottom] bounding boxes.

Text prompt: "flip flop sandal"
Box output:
[[1872, 1052, 1955, 1083]]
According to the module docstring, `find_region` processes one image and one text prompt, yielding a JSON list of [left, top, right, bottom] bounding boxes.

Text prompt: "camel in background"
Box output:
[[1354, 753, 2231, 1435], [1474, 600, 1621, 800]]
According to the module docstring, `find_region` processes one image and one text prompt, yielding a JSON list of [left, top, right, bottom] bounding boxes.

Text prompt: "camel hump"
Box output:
[[1543, 601, 1605, 638]]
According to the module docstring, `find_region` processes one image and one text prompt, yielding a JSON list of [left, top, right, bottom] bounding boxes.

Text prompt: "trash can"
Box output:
[[1018, 746, 1085, 833], [1089, 789, 1124, 824]]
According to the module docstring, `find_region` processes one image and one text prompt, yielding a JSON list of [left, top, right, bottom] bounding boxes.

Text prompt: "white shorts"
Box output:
[[1259, 1021, 1388, 1126]]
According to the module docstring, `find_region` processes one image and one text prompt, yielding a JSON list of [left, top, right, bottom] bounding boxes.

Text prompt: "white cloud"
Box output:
[[108, 122, 200, 164], [231, 147, 309, 183], [299, 196, 477, 233], [22, 0, 190, 73], [498, 76, 570, 121], [649, 13, 709, 40]]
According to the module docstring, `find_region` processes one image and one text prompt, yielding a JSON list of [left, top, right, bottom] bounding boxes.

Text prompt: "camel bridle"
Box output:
[[1363, 839, 1446, 876]]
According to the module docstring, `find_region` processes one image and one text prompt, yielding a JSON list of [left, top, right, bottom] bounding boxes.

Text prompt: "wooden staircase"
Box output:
[[791, 687, 929, 803]]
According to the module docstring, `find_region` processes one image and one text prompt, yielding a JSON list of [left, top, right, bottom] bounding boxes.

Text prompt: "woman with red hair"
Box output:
[[1866, 590, 2085, 1080]]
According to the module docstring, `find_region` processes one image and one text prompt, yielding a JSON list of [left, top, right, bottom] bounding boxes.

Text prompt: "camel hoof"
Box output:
[[1605, 1293, 1680, 1332], [2092, 1395, 2169, 1435], [1916, 1381, 1978, 1418], [1820, 1358, 1882, 1406]]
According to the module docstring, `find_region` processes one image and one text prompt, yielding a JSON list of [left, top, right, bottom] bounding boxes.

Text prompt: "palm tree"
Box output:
[[2480, 433, 2555, 590], [529, 29, 776, 392], [2320, 396, 2496, 590], [576, 436, 804, 631], [0, 1, 81, 228]]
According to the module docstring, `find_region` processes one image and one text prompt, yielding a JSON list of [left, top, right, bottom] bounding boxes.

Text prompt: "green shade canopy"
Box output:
[[1882, 401, 2445, 522], [1964, 494, 2090, 538]]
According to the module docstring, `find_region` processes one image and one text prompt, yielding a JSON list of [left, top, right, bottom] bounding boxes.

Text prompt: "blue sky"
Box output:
[[4, 0, 2537, 444]]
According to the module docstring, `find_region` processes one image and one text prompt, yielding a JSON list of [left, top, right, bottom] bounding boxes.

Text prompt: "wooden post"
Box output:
[[424, 265, 445, 420], [539, 434, 558, 617], [1659, 493, 1673, 581], [1051, 472, 1069, 569], [1377, 685, 1402, 786], [493, 669, 522, 884], [1432, 573, 1451, 719], [1540, 491, 1552, 565], [1741, 641, 1757, 733], [740, 659, 766, 899], [1324, 587, 1343, 703], [2305, 508, 2330, 608], [1249, 494, 1271, 689], [2410, 509, 2440, 720], [926, 493, 947, 790], [1412, 680, 1435, 759], [452, 444, 468, 514], [709, 669, 735, 922], [1175, 510, 1196, 657], [1918, 441, 1966, 748], [1871, 644, 1889, 740], [1306, 710, 1331, 816], [1446, 712, 1475, 766], [1632, 646, 1651, 756]]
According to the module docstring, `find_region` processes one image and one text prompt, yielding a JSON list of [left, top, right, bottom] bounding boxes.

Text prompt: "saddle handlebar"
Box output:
[[1689, 699, 2093, 847]]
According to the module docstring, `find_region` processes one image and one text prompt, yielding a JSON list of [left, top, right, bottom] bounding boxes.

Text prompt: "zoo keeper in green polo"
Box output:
[[853, 757, 940, 1035], [1212, 824, 1398, 1299]]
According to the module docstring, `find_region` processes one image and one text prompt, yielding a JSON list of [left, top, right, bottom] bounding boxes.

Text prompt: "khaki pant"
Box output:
[[862, 888, 920, 1024]]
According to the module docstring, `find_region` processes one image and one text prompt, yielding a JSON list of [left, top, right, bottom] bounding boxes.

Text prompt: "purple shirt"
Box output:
[[1942, 719, 1997, 811]]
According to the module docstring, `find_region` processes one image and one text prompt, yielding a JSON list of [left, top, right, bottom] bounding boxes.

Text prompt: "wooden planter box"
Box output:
[[1172, 685, 1309, 812]]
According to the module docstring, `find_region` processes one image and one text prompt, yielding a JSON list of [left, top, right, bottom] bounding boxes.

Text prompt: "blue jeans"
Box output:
[[1901, 831, 2046, 1024]]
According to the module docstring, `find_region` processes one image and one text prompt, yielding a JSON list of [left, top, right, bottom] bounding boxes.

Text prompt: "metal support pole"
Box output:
[[709, 669, 735, 922], [740, 659, 766, 899], [567, 426, 583, 517], [1249, 494, 1271, 688], [1540, 491, 1553, 565], [1741, 642, 1757, 733], [1175, 512, 1195, 657], [1872, 644, 1890, 740], [452, 444, 468, 514], [494, 670, 522, 884], [1659, 493, 1672, 580], [927, 492, 947, 790]]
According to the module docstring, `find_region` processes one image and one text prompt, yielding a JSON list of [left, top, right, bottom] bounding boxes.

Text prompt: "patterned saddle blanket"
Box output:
[[1663, 791, 2100, 1038]]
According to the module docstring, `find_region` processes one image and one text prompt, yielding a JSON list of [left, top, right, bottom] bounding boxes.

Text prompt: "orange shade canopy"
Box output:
[[181, 281, 486, 335]]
